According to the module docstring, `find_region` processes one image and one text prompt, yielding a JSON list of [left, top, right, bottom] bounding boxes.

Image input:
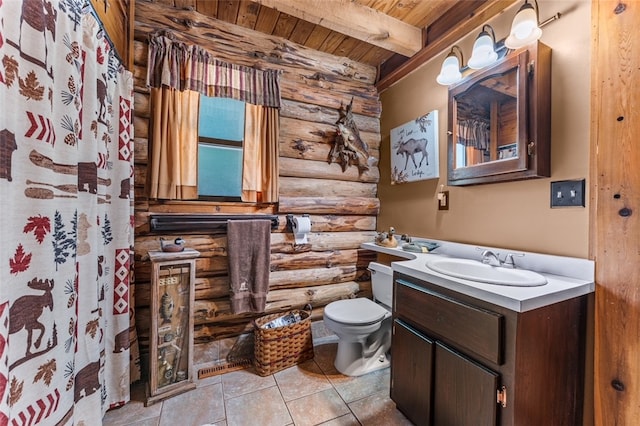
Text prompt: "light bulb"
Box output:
[[468, 32, 498, 69], [436, 54, 462, 86]]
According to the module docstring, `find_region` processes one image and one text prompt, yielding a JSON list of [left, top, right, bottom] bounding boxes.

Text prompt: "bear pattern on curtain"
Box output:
[[0, 1, 135, 424]]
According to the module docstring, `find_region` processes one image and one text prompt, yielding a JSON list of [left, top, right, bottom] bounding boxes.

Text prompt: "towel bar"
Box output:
[[150, 214, 279, 233]]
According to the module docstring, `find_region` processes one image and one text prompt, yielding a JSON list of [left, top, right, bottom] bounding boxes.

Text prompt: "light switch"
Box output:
[[550, 179, 585, 208]]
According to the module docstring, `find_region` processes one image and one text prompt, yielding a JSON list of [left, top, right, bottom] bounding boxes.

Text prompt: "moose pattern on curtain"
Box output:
[[0, 1, 135, 424]]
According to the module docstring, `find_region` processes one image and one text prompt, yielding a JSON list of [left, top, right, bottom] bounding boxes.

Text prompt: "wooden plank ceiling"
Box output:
[[157, 0, 515, 86]]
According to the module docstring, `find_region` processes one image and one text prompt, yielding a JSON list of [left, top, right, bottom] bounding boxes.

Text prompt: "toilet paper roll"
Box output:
[[292, 216, 311, 244], [292, 216, 311, 234]]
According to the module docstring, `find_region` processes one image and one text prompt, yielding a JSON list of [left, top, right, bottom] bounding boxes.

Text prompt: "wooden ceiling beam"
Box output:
[[425, 0, 493, 45], [254, 0, 422, 57]]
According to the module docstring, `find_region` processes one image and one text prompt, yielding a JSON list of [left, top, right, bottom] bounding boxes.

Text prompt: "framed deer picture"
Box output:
[[390, 110, 439, 184]]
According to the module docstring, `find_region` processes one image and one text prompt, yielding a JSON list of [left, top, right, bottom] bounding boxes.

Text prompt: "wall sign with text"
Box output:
[[390, 110, 439, 184]]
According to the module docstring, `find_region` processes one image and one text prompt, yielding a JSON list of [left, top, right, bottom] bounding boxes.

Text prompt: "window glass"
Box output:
[[198, 96, 245, 199], [199, 97, 245, 141], [198, 144, 243, 197]]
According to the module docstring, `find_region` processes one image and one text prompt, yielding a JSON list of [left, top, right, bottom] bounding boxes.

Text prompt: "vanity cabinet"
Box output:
[[391, 272, 587, 426]]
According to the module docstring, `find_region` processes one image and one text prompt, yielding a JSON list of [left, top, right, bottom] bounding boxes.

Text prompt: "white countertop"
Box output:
[[362, 239, 594, 312]]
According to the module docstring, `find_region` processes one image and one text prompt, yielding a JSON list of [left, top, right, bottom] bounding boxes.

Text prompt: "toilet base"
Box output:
[[334, 339, 390, 376], [332, 316, 391, 377]]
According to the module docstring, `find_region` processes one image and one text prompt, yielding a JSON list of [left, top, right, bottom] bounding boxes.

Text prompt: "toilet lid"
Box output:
[[324, 298, 388, 325]]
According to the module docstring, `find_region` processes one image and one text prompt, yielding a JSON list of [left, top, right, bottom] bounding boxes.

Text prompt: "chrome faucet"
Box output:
[[502, 252, 525, 269], [477, 247, 525, 268], [481, 250, 502, 266]]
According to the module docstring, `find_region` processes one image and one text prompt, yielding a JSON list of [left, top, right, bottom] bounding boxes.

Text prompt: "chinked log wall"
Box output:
[[133, 1, 381, 361]]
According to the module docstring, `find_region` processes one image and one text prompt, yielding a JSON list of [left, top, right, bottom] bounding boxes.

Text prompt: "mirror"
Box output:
[[447, 42, 551, 186]]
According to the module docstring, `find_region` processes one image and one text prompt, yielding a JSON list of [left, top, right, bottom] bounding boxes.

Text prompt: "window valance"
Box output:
[[456, 119, 490, 150], [147, 30, 282, 108]]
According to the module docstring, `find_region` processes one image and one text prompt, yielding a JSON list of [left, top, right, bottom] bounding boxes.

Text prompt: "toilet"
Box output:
[[323, 262, 393, 376]]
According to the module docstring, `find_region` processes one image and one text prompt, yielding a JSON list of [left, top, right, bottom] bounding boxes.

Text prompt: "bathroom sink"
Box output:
[[425, 258, 547, 287]]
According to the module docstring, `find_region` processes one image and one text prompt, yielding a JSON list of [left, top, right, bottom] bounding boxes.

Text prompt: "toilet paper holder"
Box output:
[[286, 214, 310, 232]]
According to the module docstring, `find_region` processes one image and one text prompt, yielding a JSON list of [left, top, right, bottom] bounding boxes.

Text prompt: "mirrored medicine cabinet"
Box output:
[[447, 41, 551, 186]]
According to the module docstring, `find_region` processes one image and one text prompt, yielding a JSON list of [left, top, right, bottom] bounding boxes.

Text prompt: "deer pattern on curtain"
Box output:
[[0, 1, 135, 424]]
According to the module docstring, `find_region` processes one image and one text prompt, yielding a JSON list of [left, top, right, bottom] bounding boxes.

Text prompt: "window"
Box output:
[[147, 33, 280, 202], [197, 96, 245, 200]]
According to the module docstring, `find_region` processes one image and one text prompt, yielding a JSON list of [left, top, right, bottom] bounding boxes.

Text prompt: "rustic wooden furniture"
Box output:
[[391, 271, 587, 425], [447, 41, 551, 186], [145, 249, 200, 406]]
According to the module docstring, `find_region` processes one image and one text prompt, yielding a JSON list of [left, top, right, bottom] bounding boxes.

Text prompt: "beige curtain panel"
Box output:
[[149, 87, 200, 200], [146, 30, 281, 201], [242, 104, 280, 203]]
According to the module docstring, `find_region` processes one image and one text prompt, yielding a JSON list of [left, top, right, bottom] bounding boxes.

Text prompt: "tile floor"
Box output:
[[103, 322, 412, 426]]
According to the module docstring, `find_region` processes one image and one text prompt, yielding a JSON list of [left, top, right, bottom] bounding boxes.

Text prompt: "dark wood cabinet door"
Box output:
[[433, 342, 498, 426], [391, 320, 434, 426]]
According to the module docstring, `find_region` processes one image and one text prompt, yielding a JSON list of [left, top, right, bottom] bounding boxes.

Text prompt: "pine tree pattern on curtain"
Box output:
[[0, 1, 135, 424]]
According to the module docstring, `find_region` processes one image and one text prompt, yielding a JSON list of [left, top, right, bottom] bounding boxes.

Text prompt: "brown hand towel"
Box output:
[[227, 219, 271, 314]]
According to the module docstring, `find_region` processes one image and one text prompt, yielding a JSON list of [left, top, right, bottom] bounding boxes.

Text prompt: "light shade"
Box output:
[[505, 1, 542, 49], [436, 49, 463, 86], [468, 26, 498, 69]]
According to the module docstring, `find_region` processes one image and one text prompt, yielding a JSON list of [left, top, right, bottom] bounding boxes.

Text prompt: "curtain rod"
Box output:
[[150, 214, 280, 233]]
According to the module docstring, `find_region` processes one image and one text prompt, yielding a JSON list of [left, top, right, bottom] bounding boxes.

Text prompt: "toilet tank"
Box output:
[[369, 262, 393, 308]]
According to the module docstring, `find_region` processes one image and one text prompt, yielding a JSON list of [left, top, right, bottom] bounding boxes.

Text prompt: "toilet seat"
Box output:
[[324, 298, 388, 326]]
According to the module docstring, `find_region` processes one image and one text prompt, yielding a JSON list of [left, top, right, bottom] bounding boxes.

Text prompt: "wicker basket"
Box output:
[[253, 308, 314, 376]]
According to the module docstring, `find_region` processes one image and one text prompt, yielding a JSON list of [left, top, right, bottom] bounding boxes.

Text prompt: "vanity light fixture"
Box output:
[[468, 25, 499, 69], [505, 0, 542, 49], [436, 0, 560, 86], [436, 45, 464, 86]]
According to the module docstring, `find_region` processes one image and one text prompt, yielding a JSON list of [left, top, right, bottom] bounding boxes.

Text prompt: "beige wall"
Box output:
[[379, 0, 591, 258]]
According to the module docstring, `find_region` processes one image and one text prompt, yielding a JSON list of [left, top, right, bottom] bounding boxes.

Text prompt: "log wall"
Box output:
[[90, 0, 133, 68], [133, 1, 381, 364]]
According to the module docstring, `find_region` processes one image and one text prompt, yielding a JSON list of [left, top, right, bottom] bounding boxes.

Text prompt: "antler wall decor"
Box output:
[[328, 98, 372, 173]]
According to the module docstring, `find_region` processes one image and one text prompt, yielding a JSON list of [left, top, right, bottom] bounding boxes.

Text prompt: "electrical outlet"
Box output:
[[550, 179, 585, 208]]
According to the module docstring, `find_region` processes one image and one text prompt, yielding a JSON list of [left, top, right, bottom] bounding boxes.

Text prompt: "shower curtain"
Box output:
[[0, 1, 134, 424]]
